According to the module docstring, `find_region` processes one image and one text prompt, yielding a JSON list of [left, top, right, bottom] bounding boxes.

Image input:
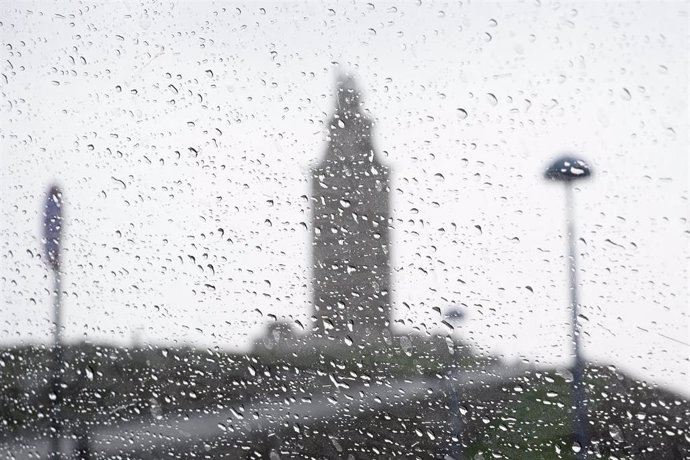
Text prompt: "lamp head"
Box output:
[[545, 155, 591, 182]]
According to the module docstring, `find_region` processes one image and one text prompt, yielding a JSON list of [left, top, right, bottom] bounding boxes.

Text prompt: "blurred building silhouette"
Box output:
[[311, 74, 391, 341], [257, 74, 393, 351]]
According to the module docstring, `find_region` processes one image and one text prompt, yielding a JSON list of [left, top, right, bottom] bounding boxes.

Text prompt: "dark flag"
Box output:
[[43, 185, 63, 271]]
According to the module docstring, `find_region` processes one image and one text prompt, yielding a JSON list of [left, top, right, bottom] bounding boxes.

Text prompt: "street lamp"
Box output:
[[445, 307, 465, 460], [544, 156, 591, 459], [43, 185, 64, 460]]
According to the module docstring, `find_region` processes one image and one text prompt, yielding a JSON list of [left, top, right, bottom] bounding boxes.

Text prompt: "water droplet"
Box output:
[[230, 406, 244, 419], [609, 424, 623, 442]]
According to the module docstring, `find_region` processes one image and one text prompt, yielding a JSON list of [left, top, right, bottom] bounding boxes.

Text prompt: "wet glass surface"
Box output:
[[1, 2, 688, 459]]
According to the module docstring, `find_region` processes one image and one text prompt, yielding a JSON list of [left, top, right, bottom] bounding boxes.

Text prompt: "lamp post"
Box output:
[[544, 156, 591, 460], [43, 185, 64, 460], [446, 307, 465, 460]]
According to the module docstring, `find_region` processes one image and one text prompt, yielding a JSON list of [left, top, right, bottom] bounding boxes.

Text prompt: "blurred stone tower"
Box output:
[[311, 75, 391, 343]]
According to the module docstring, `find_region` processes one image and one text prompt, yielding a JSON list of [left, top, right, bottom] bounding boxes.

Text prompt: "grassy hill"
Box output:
[[1, 342, 688, 458]]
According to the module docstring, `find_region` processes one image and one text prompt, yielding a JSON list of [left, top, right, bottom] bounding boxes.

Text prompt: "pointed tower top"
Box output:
[[336, 74, 360, 110], [334, 73, 367, 120], [321, 72, 378, 165]]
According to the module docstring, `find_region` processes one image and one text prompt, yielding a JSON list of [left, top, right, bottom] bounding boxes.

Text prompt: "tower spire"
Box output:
[[335, 73, 362, 117], [327, 73, 375, 162]]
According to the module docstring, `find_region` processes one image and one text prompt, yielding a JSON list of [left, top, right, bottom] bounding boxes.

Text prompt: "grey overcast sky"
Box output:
[[1, 1, 688, 394]]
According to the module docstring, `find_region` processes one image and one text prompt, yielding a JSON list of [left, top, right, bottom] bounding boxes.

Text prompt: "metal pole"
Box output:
[[49, 269, 63, 460], [564, 184, 588, 459], [448, 369, 463, 460]]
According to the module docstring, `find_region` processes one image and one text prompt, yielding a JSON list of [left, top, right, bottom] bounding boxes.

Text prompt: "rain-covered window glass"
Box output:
[[1, 2, 688, 459]]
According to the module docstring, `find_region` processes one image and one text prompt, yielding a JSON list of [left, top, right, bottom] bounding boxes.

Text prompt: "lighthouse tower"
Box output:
[[311, 75, 392, 343]]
